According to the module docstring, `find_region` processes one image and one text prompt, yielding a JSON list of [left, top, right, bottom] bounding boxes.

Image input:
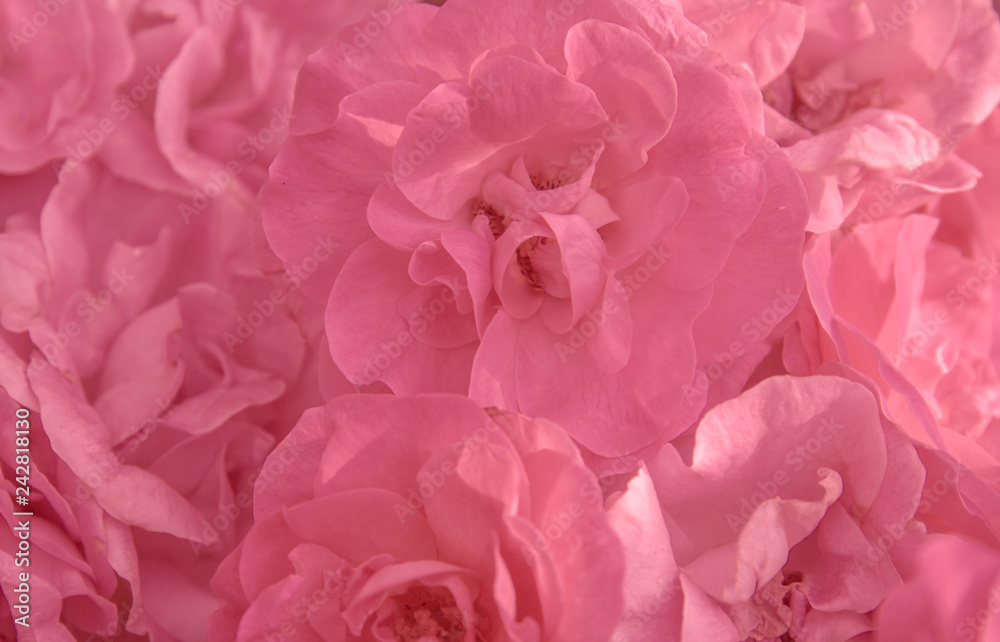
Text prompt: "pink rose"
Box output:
[[209, 394, 625, 641], [148, 0, 381, 199], [682, 0, 1000, 139], [644, 375, 925, 640], [261, 0, 809, 457], [0, 157, 315, 638], [777, 0, 1000, 234], [40, 0, 387, 200], [765, 0, 1000, 139], [0, 0, 132, 174], [681, 0, 1000, 233]]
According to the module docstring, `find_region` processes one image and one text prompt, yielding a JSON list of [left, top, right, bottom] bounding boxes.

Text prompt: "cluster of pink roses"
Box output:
[[1, 0, 999, 640]]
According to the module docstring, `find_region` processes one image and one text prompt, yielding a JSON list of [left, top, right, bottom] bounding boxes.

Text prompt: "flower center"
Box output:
[[516, 237, 551, 291], [473, 200, 509, 240], [391, 586, 466, 642], [721, 571, 803, 641], [529, 173, 565, 190]]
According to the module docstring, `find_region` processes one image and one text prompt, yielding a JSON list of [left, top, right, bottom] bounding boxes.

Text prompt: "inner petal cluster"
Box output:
[[391, 586, 467, 642]]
